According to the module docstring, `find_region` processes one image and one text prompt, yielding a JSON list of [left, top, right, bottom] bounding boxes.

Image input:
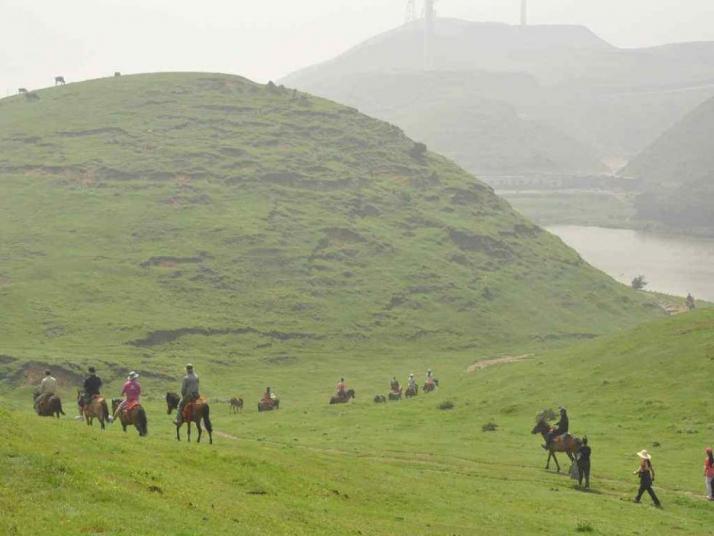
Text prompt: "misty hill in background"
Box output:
[[283, 19, 714, 180], [624, 96, 714, 232], [0, 73, 664, 375]]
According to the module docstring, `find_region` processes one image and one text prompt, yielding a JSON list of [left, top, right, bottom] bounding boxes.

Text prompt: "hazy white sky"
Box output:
[[2, 0, 714, 94]]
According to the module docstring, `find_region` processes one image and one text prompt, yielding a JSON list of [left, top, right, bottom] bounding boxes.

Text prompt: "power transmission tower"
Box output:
[[423, 0, 436, 70], [405, 0, 416, 23]]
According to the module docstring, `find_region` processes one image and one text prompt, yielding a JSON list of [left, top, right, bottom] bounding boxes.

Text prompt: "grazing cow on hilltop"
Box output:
[[18, 88, 28, 94], [55, 76, 66, 86]]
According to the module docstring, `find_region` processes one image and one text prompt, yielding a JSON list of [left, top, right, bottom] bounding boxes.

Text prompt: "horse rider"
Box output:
[[407, 373, 417, 391], [113, 371, 141, 420], [336, 378, 347, 399], [425, 368, 435, 385], [175, 363, 200, 425], [390, 376, 401, 393], [34, 370, 57, 413], [81, 366, 103, 408], [544, 407, 569, 449], [262, 386, 273, 407]]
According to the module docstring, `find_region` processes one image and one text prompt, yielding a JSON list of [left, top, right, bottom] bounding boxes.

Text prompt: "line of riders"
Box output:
[[32, 364, 437, 423], [383, 369, 439, 400]]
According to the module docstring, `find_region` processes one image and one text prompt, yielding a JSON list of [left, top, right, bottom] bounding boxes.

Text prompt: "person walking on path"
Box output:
[[633, 450, 661, 507], [704, 447, 714, 500], [576, 437, 591, 489]]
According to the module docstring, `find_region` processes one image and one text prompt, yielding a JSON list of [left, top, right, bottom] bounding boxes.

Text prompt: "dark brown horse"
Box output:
[[111, 399, 148, 436], [77, 391, 110, 429], [229, 397, 244, 413], [330, 389, 355, 405], [423, 379, 439, 392], [531, 418, 581, 472], [258, 398, 280, 412], [405, 385, 418, 398], [388, 389, 402, 401], [34, 392, 65, 418], [166, 392, 213, 444]]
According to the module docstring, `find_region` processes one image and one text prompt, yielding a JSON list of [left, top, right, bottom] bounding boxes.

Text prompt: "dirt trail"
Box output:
[[466, 354, 532, 373]]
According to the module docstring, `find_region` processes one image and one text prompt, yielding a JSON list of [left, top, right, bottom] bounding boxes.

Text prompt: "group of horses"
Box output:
[[374, 379, 439, 403]]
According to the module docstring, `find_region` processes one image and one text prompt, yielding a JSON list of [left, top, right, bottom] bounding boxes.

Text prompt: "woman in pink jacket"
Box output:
[[704, 447, 714, 500], [113, 371, 141, 419]]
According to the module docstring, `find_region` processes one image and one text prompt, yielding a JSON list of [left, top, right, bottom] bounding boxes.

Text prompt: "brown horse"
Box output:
[[111, 399, 148, 436], [229, 397, 244, 413], [77, 391, 110, 429], [531, 418, 581, 472], [258, 398, 280, 412], [405, 385, 418, 398], [166, 392, 213, 444], [330, 389, 355, 405], [423, 379, 439, 392], [388, 389, 402, 401], [34, 392, 65, 418]]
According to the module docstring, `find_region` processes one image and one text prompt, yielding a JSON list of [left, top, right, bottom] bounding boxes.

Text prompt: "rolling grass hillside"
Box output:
[[0, 72, 666, 386], [2, 309, 714, 535]]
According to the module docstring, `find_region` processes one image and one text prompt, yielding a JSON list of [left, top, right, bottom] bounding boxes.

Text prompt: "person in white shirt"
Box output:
[[34, 370, 57, 412]]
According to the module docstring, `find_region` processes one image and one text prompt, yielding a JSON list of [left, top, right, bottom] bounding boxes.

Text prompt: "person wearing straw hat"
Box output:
[[113, 371, 141, 420], [704, 447, 714, 500], [633, 450, 661, 507]]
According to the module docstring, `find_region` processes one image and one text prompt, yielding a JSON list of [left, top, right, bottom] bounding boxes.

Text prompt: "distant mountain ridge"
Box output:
[[282, 18, 714, 179]]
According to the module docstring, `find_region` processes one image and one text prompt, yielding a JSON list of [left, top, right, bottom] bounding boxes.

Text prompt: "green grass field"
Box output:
[[1, 73, 708, 534], [2, 309, 714, 535]]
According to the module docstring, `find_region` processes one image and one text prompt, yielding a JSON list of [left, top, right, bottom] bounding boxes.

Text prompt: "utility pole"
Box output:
[[521, 0, 528, 26], [405, 0, 416, 23], [424, 0, 436, 70]]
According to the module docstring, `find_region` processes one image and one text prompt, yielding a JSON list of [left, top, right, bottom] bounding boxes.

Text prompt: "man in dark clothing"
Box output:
[[577, 437, 591, 489], [544, 407, 569, 449], [82, 366, 103, 406]]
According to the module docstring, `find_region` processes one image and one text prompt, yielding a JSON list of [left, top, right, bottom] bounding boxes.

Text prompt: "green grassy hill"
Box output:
[[2, 308, 714, 535], [624, 96, 714, 233], [0, 72, 666, 384]]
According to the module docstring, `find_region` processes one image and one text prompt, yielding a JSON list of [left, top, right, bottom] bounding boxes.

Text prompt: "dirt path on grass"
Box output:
[[466, 354, 532, 373]]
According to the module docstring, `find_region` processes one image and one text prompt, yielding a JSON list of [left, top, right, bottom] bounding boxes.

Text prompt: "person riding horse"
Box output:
[[113, 371, 141, 420], [175, 364, 200, 426], [262, 387, 274, 407], [390, 377, 401, 394], [544, 407, 569, 449], [34, 370, 57, 413], [80, 366, 103, 408], [425, 368, 435, 386], [407, 373, 417, 391], [336, 378, 347, 400]]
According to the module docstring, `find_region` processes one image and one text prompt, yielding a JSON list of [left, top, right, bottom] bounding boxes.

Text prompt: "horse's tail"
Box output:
[[202, 404, 213, 433], [57, 398, 65, 415], [101, 399, 110, 422], [137, 407, 148, 436]]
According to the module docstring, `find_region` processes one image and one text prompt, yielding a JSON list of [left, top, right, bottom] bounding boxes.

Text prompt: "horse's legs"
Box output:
[[187, 421, 191, 442], [196, 420, 202, 444], [553, 452, 561, 472], [176, 424, 181, 441]]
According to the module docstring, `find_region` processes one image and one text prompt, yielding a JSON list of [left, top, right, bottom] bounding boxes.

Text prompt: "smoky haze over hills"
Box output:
[[283, 19, 714, 180]]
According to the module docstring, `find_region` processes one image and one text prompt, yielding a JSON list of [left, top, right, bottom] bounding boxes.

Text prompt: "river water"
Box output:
[[547, 225, 714, 301]]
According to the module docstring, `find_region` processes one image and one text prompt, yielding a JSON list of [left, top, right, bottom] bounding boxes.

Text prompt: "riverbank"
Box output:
[[547, 224, 714, 302], [502, 189, 714, 238]]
